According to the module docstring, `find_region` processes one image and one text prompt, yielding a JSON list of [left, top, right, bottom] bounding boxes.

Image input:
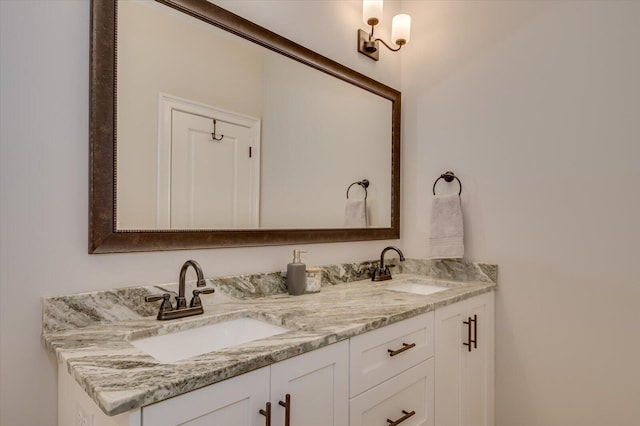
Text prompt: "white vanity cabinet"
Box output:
[[58, 291, 495, 426], [434, 292, 495, 426], [142, 340, 348, 426], [349, 312, 435, 426]]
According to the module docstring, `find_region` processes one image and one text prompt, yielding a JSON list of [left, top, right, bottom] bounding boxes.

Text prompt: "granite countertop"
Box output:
[[42, 259, 497, 416]]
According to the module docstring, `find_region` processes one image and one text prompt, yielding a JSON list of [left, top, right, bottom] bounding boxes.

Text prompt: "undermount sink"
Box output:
[[385, 278, 451, 296], [130, 317, 289, 363]]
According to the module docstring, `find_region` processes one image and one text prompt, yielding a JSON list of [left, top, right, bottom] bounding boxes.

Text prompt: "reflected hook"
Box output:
[[211, 119, 224, 141]]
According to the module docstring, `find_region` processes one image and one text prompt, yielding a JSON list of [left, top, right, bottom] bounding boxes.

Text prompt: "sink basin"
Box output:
[[386, 279, 450, 296], [131, 318, 289, 363]]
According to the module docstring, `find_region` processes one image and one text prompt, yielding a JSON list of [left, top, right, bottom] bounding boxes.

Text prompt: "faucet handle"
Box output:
[[190, 288, 215, 308], [371, 266, 392, 281], [145, 293, 173, 312]]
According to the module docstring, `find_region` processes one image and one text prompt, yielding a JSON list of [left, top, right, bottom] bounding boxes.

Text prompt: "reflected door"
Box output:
[[169, 110, 258, 229]]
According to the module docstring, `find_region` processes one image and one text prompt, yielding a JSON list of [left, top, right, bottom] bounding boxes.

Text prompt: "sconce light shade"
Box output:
[[391, 14, 411, 45], [363, 0, 383, 25], [358, 0, 411, 61]]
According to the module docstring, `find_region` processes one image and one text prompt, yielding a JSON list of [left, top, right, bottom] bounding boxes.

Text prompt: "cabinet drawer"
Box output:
[[349, 359, 434, 426], [350, 312, 434, 397]]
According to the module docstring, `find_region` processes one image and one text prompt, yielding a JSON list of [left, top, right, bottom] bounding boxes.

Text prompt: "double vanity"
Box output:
[[43, 258, 496, 426]]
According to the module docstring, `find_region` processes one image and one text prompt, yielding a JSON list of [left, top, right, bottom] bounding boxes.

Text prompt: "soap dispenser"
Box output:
[[286, 250, 307, 295]]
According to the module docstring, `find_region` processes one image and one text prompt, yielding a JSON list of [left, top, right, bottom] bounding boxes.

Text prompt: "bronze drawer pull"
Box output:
[[387, 409, 416, 425], [279, 394, 291, 426], [387, 342, 416, 357], [259, 402, 271, 426]]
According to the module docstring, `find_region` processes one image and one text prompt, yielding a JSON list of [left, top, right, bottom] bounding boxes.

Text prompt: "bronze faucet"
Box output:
[[371, 246, 405, 281], [145, 260, 215, 320]]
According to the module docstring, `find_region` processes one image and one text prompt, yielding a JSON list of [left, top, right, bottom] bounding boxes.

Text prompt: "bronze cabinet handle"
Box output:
[[387, 410, 416, 425], [259, 402, 271, 426], [472, 314, 477, 349], [387, 342, 416, 357], [463, 316, 472, 352], [278, 394, 291, 426], [463, 315, 478, 352]]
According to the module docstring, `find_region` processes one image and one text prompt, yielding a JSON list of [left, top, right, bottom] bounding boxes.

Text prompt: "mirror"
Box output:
[[89, 0, 400, 253]]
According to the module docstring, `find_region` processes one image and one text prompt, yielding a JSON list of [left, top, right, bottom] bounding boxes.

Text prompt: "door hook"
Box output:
[[211, 119, 224, 141]]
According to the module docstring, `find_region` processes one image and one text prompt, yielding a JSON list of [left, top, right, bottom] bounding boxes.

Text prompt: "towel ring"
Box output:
[[432, 171, 462, 196], [347, 179, 369, 200]]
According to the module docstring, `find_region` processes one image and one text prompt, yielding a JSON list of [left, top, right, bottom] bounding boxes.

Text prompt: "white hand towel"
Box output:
[[344, 199, 367, 228], [430, 194, 464, 259]]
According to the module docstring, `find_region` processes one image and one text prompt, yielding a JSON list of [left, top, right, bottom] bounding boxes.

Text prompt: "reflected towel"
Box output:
[[345, 199, 367, 228], [430, 194, 464, 259]]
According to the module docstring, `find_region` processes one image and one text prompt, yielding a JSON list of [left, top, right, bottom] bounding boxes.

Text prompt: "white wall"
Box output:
[[0, 1, 402, 425], [401, 1, 640, 425]]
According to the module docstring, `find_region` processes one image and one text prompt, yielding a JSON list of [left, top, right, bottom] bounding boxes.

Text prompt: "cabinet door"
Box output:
[[462, 292, 494, 426], [141, 367, 269, 426], [434, 292, 494, 426], [270, 340, 348, 426], [434, 299, 467, 426]]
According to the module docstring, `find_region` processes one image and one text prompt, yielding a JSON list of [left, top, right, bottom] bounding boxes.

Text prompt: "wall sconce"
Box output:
[[358, 0, 411, 61]]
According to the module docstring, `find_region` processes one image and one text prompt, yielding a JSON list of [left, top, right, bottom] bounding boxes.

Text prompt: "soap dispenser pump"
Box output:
[[286, 250, 307, 295]]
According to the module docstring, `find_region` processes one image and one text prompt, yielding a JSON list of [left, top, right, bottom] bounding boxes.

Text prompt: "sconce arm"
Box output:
[[374, 37, 403, 52]]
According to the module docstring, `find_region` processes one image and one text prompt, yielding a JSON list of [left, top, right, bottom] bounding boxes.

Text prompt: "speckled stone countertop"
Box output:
[[42, 259, 496, 416]]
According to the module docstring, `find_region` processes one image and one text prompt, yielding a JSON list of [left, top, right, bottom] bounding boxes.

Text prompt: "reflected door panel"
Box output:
[[169, 111, 257, 229]]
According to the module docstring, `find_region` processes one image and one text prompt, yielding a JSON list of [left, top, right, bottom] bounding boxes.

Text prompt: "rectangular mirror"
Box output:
[[90, 0, 400, 252]]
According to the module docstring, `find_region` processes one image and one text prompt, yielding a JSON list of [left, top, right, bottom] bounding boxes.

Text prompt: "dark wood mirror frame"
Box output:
[[89, 0, 400, 253]]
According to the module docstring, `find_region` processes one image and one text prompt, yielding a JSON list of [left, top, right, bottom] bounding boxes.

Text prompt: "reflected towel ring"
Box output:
[[432, 171, 462, 196], [347, 179, 370, 200]]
